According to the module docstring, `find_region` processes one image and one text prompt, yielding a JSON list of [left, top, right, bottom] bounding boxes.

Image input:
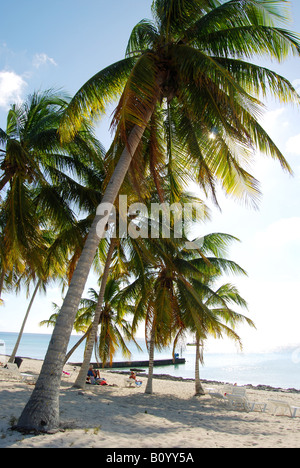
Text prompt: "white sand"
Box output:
[[1, 357, 300, 448]]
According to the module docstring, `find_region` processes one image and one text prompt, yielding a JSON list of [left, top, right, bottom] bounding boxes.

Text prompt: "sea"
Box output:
[[1, 331, 300, 390]]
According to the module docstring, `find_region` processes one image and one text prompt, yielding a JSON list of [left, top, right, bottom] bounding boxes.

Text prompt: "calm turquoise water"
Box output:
[[1, 331, 300, 390]]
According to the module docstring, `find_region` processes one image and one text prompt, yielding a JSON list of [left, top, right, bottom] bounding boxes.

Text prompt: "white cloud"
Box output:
[[286, 134, 300, 155], [292, 79, 300, 94], [254, 217, 300, 249], [33, 53, 57, 69], [0, 70, 27, 109], [259, 107, 286, 134]]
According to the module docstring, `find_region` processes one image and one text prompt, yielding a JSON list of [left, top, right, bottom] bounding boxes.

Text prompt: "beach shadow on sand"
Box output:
[[57, 385, 271, 440], [0, 379, 288, 448]]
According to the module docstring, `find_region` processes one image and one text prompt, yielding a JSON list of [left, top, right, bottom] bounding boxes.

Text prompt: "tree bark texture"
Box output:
[[194, 334, 205, 396], [145, 327, 155, 395], [16, 108, 156, 433], [73, 238, 116, 388]]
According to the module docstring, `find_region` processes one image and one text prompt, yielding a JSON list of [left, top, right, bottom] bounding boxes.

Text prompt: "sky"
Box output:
[[0, 0, 299, 354]]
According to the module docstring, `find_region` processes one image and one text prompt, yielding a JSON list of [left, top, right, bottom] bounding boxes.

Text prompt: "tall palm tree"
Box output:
[[0, 90, 107, 428], [17, 0, 300, 432], [0, 89, 106, 368], [0, 90, 104, 298], [169, 230, 256, 395], [126, 230, 250, 394], [74, 166, 209, 389], [176, 281, 254, 395]]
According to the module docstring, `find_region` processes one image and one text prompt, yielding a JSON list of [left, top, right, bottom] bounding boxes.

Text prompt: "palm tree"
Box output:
[[0, 89, 103, 193], [0, 150, 104, 366], [74, 173, 209, 389], [178, 281, 254, 396], [0, 89, 106, 368], [169, 231, 256, 395], [94, 277, 139, 368], [153, 233, 251, 394], [17, 0, 300, 432], [41, 278, 139, 368], [5, 212, 96, 365], [7, 230, 68, 364], [105, 184, 209, 394], [72, 237, 117, 388], [0, 90, 104, 298], [0, 179, 47, 297]]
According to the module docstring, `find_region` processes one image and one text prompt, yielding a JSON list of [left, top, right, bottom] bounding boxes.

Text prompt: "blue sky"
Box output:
[[0, 1, 300, 353]]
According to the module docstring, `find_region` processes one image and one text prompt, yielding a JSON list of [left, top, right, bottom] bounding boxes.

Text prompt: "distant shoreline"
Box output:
[[2, 352, 300, 394], [2, 357, 300, 447], [104, 370, 300, 394]]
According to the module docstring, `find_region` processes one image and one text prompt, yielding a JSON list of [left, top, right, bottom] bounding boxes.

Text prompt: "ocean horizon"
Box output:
[[1, 331, 300, 390]]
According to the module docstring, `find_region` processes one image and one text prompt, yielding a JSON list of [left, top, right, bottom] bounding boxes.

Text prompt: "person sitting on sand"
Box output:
[[86, 364, 101, 383], [86, 365, 112, 386], [129, 371, 142, 386]]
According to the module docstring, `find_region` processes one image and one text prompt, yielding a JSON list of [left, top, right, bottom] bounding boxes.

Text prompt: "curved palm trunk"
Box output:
[[194, 333, 205, 396], [145, 326, 155, 394], [0, 173, 12, 192], [73, 238, 116, 388], [8, 280, 41, 364], [64, 327, 91, 364], [16, 110, 155, 433]]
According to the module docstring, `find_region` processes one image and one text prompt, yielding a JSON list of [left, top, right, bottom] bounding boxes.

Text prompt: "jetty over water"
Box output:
[[70, 357, 186, 369]]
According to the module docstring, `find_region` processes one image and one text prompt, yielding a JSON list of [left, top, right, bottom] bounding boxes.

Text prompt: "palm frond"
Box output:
[[215, 57, 300, 104], [111, 53, 161, 143], [199, 26, 300, 61], [126, 19, 159, 57], [59, 57, 137, 141]]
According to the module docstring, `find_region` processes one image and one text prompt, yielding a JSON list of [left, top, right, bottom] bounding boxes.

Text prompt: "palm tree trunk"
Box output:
[[64, 327, 91, 364], [16, 109, 156, 434], [145, 326, 155, 395], [0, 269, 5, 298], [8, 280, 41, 364], [194, 333, 205, 396], [73, 238, 116, 388], [0, 173, 12, 192]]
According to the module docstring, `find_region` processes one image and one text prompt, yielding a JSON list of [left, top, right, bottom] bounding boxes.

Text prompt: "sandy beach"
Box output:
[[1, 357, 300, 449]]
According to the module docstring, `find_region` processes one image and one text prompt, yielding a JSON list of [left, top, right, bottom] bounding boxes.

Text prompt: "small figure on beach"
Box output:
[[86, 364, 111, 386], [129, 371, 142, 386], [86, 364, 102, 384]]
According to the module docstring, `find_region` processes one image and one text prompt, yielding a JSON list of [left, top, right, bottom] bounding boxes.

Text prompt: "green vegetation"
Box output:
[[0, 1, 299, 433]]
